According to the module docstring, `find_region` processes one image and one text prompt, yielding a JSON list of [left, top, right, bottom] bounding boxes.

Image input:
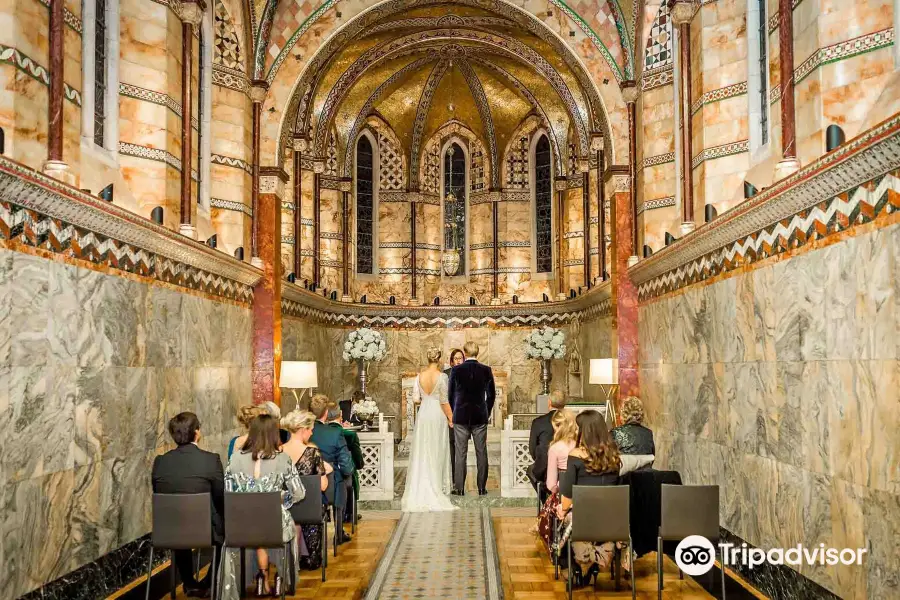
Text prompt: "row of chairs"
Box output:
[[146, 473, 357, 599], [554, 484, 726, 600]]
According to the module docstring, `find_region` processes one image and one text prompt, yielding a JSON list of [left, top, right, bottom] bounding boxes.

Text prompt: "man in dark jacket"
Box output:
[[151, 412, 224, 598], [326, 401, 364, 524], [527, 390, 567, 498], [309, 394, 355, 543], [448, 342, 495, 495]]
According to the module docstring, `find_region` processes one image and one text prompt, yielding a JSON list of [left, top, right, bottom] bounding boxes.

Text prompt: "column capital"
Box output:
[[621, 80, 640, 104], [250, 81, 269, 104], [590, 135, 605, 152], [177, 0, 205, 25], [338, 177, 352, 192], [259, 166, 289, 198], [554, 177, 569, 192], [672, 1, 697, 25], [312, 161, 326, 174], [292, 137, 309, 152]]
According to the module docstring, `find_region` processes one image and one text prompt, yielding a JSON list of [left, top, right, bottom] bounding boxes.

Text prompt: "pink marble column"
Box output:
[[180, 20, 194, 230], [252, 168, 287, 405], [47, 0, 64, 163], [672, 1, 695, 228], [775, 0, 801, 178], [249, 82, 267, 260]]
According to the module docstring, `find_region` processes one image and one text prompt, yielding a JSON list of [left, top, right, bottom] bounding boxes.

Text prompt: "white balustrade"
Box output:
[[500, 416, 536, 498], [357, 415, 394, 501]]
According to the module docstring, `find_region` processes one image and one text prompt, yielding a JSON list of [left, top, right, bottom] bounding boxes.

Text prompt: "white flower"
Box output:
[[344, 341, 352, 351], [342, 351, 350, 361], [550, 337, 562, 349], [540, 348, 553, 359]]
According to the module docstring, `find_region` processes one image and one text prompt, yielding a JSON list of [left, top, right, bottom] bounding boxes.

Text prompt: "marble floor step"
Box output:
[[358, 490, 533, 512]]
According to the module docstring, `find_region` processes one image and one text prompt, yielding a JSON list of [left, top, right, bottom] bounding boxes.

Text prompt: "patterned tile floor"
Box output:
[[366, 508, 503, 600]]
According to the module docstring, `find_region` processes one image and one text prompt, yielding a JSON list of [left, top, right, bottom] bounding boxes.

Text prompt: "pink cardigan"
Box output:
[[546, 440, 576, 491]]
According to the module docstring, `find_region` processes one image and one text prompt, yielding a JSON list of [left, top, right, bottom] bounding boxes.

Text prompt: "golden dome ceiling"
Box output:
[[285, 3, 610, 184]]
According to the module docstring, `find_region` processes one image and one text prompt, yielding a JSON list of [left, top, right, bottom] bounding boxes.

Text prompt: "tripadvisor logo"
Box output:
[[675, 536, 868, 576]]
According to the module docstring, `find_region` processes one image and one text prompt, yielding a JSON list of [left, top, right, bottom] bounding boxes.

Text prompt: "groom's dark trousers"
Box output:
[[454, 424, 488, 491]]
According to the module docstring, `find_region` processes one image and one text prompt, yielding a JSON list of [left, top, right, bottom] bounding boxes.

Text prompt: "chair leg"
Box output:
[[240, 548, 246, 596], [195, 548, 201, 582], [280, 543, 288, 600], [216, 545, 227, 600], [210, 546, 217, 600], [614, 545, 621, 592], [657, 536, 663, 599], [567, 542, 573, 600], [170, 550, 177, 600], [720, 545, 727, 600], [144, 546, 154, 600], [322, 518, 327, 582], [629, 537, 636, 600]]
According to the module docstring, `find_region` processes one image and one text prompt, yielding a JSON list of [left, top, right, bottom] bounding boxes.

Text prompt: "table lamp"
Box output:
[[589, 358, 618, 423], [280, 361, 318, 409]]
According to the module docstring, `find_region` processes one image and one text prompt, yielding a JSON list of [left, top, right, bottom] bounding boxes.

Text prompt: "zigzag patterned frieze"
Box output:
[[634, 125, 900, 302]]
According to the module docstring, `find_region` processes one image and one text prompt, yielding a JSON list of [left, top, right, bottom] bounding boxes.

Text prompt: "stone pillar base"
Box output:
[[627, 255, 640, 267], [406, 297, 424, 307], [490, 297, 503, 306], [774, 157, 801, 181], [42, 160, 78, 187], [250, 256, 264, 269], [341, 294, 353, 303], [179, 224, 197, 240], [556, 292, 568, 301], [679, 221, 696, 237]]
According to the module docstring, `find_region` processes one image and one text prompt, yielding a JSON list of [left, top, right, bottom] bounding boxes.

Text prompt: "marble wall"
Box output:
[[281, 318, 606, 425], [638, 222, 900, 598], [0, 248, 252, 598]]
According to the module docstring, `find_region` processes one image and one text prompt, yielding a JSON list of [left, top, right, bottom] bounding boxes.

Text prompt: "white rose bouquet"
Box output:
[[352, 398, 379, 421], [342, 327, 387, 363], [524, 326, 566, 361]]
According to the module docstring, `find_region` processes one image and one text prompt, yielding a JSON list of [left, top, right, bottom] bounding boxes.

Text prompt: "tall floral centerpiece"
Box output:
[[525, 327, 566, 395], [342, 327, 387, 396]]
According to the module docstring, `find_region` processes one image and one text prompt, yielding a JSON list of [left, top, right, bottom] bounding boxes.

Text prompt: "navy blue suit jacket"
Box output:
[[448, 359, 496, 427]]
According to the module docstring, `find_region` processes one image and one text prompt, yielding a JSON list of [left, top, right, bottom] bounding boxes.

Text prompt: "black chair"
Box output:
[[345, 477, 358, 534], [658, 484, 726, 599], [145, 493, 218, 600], [322, 472, 337, 560], [568, 485, 635, 600], [536, 481, 545, 516], [220, 492, 291, 600], [290, 474, 329, 582]]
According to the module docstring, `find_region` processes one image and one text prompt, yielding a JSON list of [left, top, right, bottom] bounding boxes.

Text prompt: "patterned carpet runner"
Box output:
[[365, 508, 503, 600]]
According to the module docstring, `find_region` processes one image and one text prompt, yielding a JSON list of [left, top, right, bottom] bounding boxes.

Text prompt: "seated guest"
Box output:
[[611, 396, 655, 457], [261, 400, 292, 445], [325, 401, 364, 525], [538, 409, 577, 553], [228, 404, 265, 460], [308, 394, 355, 543], [555, 410, 631, 587], [282, 410, 332, 571], [152, 412, 224, 598], [340, 390, 366, 425], [222, 415, 305, 599], [527, 390, 568, 496]]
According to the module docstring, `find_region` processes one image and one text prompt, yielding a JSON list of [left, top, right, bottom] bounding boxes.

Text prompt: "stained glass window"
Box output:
[[356, 135, 374, 274], [197, 26, 205, 197], [534, 135, 552, 274], [94, 0, 107, 146], [757, 0, 769, 145], [443, 143, 467, 276]]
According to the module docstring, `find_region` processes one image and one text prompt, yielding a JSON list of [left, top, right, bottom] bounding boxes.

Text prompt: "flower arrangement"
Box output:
[[353, 398, 379, 422], [525, 326, 567, 360], [342, 327, 387, 362]]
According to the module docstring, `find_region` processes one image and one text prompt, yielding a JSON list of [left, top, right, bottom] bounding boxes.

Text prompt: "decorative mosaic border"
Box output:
[[563, 231, 584, 239], [320, 231, 343, 240], [641, 64, 673, 91], [795, 28, 894, 86], [119, 82, 181, 115], [691, 140, 749, 170], [119, 142, 182, 171], [768, 0, 805, 34], [210, 197, 252, 216], [642, 152, 675, 169], [211, 153, 252, 174], [0, 46, 81, 106], [548, 0, 623, 81], [281, 201, 293, 211], [0, 156, 260, 301], [301, 217, 314, 226], [632, 115, 900, 301], [35, 0, 82, 33], [638, 196, 676, 214], [690, 81, 747, 115], [377, 267, 443, 276], [282, 235, 294, 244], [563, 258, 584, 266], [212, 64, 250, 94], [379, 242, 442, 250]]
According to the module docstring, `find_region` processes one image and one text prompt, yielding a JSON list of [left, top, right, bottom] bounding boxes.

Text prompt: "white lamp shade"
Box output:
[[280, 361, 318, 389], [589, 358, 618, 385]]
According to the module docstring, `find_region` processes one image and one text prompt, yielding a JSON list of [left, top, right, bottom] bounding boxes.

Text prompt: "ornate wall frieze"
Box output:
[[690, 81, 748, 115], [281, 200, 293, 211], [36, 0, 82, 33], [0, 156, 261, 301], [641, 64, 673, 91], [563, 258, 584, 267], [211, 153, 252, 174], [638, 196, 676, 214], [320, 231, 343, 240], [212, 63, 250, 94], [631, 116, 900, 301], [563, 231, 585, 239], [642, 152, 676, 169], [690, 140, 749, 170], [282, 235, 294, 244], [0, 46, 81, 105], [210, 197, 252, 216]]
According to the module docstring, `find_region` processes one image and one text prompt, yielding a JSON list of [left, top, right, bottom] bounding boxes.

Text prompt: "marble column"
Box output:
[[555, 177, 568, 299], [312, 161, 323, 288], [252, 167, 287, 405], [672, 1, 696, 231], [607, 167, 640, 403], [410, 199, 418, 301], [621, 81, 641, 253], [179, 1, 203, 239], [775, 0, 801, 179], [42, 0, 73, 183], [249, 82, 267, 265], [291, 139, 306, 277], [594, 136, 606, 281], [580, 161, 591, 287], [340, 178, 352, 301], [492, 191, 500, 299]]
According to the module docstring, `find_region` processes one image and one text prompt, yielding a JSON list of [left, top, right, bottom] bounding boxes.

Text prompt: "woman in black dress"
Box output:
[[556, 410, 629, 586], [282, 410, 333, 570], [611, 396, 655, 457]]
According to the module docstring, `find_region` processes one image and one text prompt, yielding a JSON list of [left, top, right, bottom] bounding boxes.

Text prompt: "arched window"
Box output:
[[198, 26, 206, 198], [443, 142, 467, 276], [534, 135, 553, 274], [356, 135, 375, 274], [82, 0, 119, 155], [197, 10, 213, 210], [747, 0, 771, 155]]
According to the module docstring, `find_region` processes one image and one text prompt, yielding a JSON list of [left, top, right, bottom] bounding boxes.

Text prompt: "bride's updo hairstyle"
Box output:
[[426, 348, 442, 364]]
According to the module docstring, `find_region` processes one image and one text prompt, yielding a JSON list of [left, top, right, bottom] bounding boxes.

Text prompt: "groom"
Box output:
[[448, 341, 495, 495]]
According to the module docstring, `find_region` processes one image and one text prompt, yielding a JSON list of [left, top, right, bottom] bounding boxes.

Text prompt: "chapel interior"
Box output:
[[1, 0, 898, 598]]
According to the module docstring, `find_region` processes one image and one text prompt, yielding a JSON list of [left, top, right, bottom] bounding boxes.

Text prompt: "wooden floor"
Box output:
[[169, 512, 399, 600], [493, 515, 716, 600]]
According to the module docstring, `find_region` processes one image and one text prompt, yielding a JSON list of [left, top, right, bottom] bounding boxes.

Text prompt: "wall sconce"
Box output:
[[280, 361, 318, 410]]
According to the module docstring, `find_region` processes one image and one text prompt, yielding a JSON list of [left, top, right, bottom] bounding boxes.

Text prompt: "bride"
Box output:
[[401, 348, 458, 512]]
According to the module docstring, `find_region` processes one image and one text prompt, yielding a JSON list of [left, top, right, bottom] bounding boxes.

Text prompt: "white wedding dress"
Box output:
[[400, 373, 458, 512]]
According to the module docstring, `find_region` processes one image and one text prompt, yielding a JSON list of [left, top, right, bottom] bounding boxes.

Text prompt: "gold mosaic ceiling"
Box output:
[[294, 3, 605, 178]]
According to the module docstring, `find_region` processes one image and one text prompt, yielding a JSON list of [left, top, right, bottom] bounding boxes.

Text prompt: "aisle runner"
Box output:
[[365, 508, 503, 600]]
